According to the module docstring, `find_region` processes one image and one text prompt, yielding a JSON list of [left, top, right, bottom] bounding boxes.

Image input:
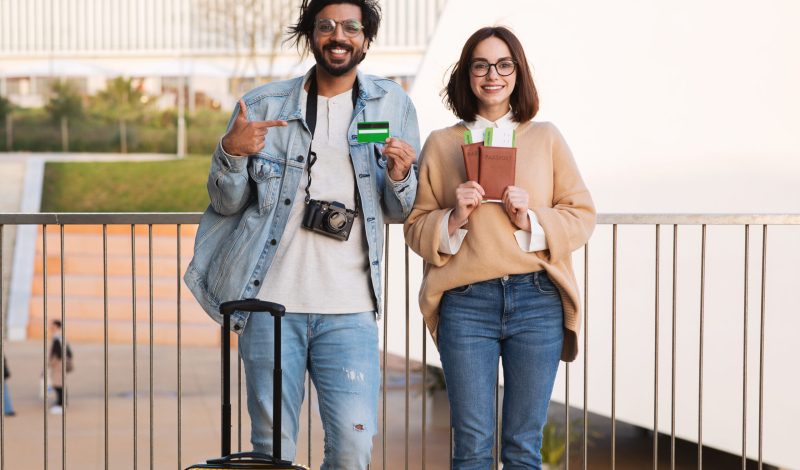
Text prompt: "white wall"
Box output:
[[383, 1, 800, 468]]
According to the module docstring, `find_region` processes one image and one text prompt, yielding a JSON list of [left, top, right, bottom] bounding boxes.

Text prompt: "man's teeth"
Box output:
[[331, 48, 347, 54]]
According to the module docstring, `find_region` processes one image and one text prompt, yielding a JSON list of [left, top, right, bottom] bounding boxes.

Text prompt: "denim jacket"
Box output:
[[184, 70, 420, 333]]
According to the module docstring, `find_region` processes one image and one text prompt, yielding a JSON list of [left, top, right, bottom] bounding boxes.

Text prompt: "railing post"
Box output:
[[1, 223, 5, 470], [758, 225, 768, 470], [653, 225, 660, 470]]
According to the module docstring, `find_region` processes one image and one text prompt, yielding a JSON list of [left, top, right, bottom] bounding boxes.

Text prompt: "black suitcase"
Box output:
[[186, 299, 308, 469]]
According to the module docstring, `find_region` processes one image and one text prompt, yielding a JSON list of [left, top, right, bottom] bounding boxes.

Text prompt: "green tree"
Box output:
[[93, 77, 149, 153], [46, 81, 84, 152], [0, 95, 13, 151]]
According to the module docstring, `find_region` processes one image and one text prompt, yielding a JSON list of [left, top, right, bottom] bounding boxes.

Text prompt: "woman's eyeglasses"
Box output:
[[315, 18, 364, 37], [470, 60, 517, 77]]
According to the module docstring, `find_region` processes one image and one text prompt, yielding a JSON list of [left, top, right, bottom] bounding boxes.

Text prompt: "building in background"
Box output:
[[0, 0, 448, 110]]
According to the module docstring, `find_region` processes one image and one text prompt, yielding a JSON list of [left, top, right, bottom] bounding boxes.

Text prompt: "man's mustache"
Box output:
[[324, 42, 353, 52]]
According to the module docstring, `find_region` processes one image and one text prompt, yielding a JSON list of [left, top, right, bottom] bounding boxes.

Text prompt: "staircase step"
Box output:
[[24, 224, 240, 348], [29, 295, 211, 323], [31, 274, 198, 300], [26, 317, 222, 347], [34, 254, 192, 277]]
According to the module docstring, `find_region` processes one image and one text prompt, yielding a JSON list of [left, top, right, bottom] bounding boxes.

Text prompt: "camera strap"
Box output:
[[303, 69, 361, 218]]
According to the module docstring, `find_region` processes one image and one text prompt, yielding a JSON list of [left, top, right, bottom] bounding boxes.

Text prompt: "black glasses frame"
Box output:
[[469, 60, 517, 77]]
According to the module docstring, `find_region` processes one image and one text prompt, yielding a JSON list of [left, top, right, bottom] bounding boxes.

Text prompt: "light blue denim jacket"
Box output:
[[184, 70, 420, 333]]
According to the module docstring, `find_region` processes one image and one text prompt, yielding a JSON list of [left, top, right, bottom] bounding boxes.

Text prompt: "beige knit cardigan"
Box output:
[[404, 121, 596, 361]]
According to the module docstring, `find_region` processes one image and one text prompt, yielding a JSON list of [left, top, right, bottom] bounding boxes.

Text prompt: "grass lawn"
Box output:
[[41, 156, 213, 212]]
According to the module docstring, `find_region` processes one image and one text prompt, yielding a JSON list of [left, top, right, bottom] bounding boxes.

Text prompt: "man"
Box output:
[[184, 0, 419, 468], [3, 358, 15, 417]]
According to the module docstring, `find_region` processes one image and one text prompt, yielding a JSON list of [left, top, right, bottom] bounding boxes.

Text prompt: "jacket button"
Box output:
[[270, 239, 277, 245], [233, 324, 241, 331], [296, 155, 304, 162], [253, 280, 260, 286], [284, 198, 291, 205]]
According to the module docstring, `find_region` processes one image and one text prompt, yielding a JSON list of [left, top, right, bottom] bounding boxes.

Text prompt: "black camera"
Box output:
[[301, 199, 357, 241]]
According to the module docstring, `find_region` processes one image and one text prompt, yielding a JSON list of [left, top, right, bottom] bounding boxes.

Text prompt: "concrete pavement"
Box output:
[[0, 340, 452, 470]]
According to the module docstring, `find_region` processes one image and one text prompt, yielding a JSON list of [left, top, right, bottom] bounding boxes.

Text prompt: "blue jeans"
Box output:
[[438, 271, 564, 470], [2, 381, 13, 415], [239, 311, 379, 470]]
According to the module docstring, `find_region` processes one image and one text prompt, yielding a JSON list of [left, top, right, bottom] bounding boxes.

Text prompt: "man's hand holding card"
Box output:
[[359, 121, 416, 181]]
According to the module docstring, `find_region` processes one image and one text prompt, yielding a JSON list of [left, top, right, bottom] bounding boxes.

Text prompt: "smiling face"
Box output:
[[310, 3, 369, 77], [469, 36, 517, 119]]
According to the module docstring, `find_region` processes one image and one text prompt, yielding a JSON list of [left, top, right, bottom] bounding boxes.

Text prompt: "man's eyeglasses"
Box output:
[[315, 18, 364, 37], [470, 60, 517, 77]]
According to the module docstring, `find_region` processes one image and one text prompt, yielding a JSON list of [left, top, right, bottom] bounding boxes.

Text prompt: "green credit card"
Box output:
[[357, 121, 390, 143]]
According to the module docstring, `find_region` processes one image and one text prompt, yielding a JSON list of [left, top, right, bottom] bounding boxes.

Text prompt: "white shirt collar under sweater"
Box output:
[[462, 109, 518, 130]]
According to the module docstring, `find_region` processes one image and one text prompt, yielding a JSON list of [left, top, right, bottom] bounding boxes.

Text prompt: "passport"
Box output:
[[461, 142, 482, 182], [478, 145, 516, 201]]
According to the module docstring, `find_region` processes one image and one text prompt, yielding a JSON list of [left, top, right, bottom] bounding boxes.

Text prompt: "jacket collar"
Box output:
[[283, 66, 388, 122]]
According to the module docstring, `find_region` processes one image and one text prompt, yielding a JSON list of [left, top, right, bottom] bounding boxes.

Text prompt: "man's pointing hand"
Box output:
[[221, 99, 288, 157]]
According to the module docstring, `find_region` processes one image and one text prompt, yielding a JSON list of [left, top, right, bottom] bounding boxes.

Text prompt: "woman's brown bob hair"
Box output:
[[443, 26, 538, 123]]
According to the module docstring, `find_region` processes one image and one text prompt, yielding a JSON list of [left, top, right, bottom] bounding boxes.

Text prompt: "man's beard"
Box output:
[[311, 40, 365, 77]]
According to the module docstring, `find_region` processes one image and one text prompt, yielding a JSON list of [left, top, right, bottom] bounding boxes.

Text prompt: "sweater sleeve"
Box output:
[[532, 123, 596, 265], [404, 133, 455, 267]]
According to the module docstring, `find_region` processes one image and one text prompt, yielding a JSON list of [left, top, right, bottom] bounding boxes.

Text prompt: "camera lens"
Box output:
[[324, 211, 348, 232]]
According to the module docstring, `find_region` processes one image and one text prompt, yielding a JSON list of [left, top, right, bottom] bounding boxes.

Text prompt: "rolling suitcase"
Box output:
[[186, 299, 308, 469]]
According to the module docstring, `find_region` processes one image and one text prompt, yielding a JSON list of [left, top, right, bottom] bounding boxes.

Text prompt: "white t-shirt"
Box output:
[[257, 88, 375, 314]]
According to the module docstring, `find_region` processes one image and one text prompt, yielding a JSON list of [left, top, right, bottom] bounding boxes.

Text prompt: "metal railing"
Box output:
[[0, 212, 797, 470]]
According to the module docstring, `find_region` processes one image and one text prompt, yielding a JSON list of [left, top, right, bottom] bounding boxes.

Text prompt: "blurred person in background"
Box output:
[[3, 358, 15, 417], [48, 320, 73, 415]]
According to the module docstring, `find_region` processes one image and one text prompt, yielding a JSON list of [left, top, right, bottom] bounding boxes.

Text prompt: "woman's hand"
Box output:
[[449, 181, 485, 235], [502, 186, 531, 231]]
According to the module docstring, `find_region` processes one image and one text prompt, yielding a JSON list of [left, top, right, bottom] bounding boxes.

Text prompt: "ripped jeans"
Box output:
[[239, 311, 379, 470]]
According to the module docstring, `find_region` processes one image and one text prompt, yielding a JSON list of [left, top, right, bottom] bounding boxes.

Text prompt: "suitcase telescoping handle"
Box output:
[[219, 299, 286, 459]]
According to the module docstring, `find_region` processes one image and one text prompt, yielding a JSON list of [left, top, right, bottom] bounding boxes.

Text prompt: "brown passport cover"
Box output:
[[461, 142, 482, 182], [478, 146, 516, 200]]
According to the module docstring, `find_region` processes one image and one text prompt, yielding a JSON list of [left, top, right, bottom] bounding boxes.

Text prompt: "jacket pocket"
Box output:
[[248, 156, 284, 214]]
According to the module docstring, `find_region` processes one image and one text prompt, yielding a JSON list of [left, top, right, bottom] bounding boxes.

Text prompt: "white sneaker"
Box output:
[[49, 405, 63, 415]]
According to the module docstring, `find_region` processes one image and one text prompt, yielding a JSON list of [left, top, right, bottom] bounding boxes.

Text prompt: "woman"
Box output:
[[48, 320, 73, 414], [404, 26, 595, 469]]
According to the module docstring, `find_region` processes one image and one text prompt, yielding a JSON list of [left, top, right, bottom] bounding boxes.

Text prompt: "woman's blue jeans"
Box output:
[[238, 311, 379, 470], [438, 271, 564, 470]]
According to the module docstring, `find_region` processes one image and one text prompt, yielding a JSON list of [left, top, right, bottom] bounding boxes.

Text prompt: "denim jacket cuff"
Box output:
[[216, 139, 248, 173], [386, 166, 415, 191]]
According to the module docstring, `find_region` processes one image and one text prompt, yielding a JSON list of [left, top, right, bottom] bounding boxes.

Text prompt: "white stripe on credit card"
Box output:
[[358, 129, 388, 134]]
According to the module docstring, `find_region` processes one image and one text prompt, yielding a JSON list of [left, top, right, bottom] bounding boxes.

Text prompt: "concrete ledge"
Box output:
[[7, 157, 44, 340]]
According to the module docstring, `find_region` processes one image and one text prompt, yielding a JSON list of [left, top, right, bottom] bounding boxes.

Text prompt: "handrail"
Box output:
[[1, 212, 799, 225], [1, 212, 798, 469]]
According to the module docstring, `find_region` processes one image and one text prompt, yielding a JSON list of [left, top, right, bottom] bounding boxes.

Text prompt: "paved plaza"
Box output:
[[0, 340, 452, 470]]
